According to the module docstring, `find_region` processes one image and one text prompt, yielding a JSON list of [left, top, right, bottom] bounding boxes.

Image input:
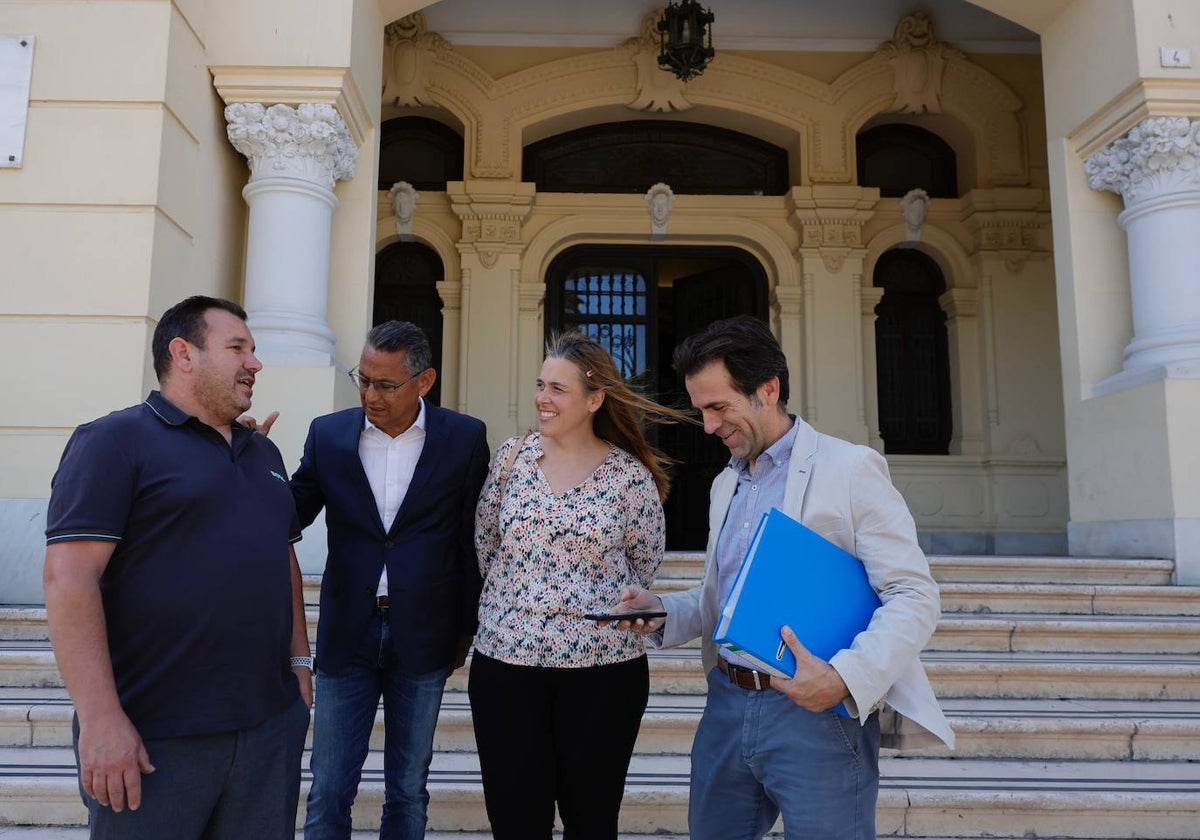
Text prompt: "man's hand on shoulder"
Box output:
[[77, 709, 155, 812], [237, 411, 280, 436], [771, 626, 851, 712]]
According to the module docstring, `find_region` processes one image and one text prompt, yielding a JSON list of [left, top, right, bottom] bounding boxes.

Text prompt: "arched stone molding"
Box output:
[[380, 12, 1030, 189], [372, 215, 464, 407], [863, 224, 974, 292], [862, 226, 988, 457]]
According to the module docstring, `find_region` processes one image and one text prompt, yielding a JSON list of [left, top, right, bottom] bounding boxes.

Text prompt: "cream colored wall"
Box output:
[[0, 0, 246, 501], [1039, 0, 1200, 537], [356, 26, 1067, 541]]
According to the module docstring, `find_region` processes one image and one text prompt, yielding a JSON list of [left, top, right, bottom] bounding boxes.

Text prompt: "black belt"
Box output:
[[375, 595, 389, 610], [716, 657, 772, 691]]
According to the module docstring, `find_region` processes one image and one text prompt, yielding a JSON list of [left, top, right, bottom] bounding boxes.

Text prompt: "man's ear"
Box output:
[[167, 337, 194, 374], [757, 376, 781, 408], [416, 367, 438, 397]]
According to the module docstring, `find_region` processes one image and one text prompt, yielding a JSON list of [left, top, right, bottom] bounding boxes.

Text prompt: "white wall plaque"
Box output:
[[0, 35, 35, 168]]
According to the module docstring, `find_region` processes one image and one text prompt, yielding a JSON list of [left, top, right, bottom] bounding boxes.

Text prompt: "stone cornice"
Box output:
[[225, 103, 357, 188], [1072, 78, 1200, 159], [447, 181, 536, 245], [211, 65, 371, 147], [1085, 116, 1200, 206], [788, 186, 878, 253]]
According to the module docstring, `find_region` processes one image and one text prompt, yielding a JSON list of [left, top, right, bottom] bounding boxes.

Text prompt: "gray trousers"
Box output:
[[74, 697, 310, 840]]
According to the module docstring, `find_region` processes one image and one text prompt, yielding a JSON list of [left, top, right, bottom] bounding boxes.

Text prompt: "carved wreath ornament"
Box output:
[[1086, 116, 1200, 205], [225, 103, 358, 187]]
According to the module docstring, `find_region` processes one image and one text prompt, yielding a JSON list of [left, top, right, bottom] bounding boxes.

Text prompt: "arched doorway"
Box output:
[[545, 244, 769, 549], [374, 241, 445, 406], [873, 248, 952, 455]]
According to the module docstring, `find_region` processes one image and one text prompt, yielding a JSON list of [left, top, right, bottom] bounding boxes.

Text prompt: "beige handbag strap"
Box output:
[[496, 432, 531, 506]]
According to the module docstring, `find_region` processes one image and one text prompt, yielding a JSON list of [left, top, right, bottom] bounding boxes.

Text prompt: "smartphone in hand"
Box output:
[[583, 611, 667, 622]]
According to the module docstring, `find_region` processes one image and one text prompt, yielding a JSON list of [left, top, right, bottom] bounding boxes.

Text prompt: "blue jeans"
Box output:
[[75, 697, 310, 840], [689, 667, 880, 840], [304, 611, 451, 840]]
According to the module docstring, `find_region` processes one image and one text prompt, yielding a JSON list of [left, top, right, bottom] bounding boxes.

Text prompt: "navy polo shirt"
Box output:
[[45, 391, 302, 740]]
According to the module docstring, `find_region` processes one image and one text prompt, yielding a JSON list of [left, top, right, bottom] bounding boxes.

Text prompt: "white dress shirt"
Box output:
[[359, 398, 427, 596]]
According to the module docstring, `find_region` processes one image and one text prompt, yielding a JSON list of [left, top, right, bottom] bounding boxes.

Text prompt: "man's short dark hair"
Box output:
[[152, 296, 248, 381], [366, 321, 433, 375], [673, 315, 790, 405]]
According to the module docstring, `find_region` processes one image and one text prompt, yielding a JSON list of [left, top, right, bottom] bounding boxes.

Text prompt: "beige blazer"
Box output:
[[657, 417, 955, 750]]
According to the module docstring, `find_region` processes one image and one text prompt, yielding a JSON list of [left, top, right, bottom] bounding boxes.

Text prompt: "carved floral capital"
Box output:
[[1085, 116, 1200, 206], [225, 102, 358, 189]]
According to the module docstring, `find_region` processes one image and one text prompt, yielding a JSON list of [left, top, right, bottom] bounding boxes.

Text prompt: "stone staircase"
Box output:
[[1, 553, 1199, 838]]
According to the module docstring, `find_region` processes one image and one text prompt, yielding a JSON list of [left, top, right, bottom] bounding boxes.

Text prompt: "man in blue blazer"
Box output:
[[291, 321, 489, 840]]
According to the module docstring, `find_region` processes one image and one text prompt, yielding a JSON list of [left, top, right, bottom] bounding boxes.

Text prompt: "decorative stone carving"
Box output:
[[478, 250, 500, 269], [387, 181, 419, 240], [822, 253, 847, 274], [877, 12, 959, 115], [1085, 116, 1200, 206], [646, 182, 676, 240], [626, 12, 691, 113], [383, 13, 443, 107], [799, 223, 863, 248], [225, 102, 357, 188], [900, 188, 930, 241]]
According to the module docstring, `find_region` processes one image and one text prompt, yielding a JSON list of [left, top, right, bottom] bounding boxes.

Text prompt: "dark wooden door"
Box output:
[[546, 246, 767, 549]]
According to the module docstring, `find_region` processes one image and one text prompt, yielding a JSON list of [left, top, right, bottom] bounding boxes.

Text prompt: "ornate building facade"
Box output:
[[2, 0, 1199, 599]]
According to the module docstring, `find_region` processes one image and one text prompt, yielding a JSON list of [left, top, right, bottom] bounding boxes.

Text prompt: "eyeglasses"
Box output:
[[348, 367, 424, 396]]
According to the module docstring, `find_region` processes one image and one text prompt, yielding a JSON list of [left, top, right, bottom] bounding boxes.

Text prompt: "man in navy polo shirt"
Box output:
[[43, 295, 313, 840]]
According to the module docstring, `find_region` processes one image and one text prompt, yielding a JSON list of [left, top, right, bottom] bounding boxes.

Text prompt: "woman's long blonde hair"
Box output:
[[544, 331, 694, 502]]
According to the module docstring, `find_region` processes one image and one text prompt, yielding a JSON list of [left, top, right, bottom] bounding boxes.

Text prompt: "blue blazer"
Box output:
[[290, 403, 489, 676]]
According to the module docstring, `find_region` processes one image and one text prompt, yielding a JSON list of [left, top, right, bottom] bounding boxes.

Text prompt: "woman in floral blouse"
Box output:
[[470, 331, 689, 839]]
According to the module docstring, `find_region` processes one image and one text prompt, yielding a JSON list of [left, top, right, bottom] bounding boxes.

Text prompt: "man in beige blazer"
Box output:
[[617, 315, 953, 840]]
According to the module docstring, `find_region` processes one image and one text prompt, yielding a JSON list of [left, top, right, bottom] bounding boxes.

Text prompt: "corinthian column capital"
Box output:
[[225, 102, 358, 188], [1085, 116, 1200, 206]]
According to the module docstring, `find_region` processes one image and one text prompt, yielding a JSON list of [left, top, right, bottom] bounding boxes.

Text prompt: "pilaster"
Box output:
[[225, 102, 358, 367], [788, 186, 878, 441], [1087, 117, 1200, 386], [448, 181, 536, 434]]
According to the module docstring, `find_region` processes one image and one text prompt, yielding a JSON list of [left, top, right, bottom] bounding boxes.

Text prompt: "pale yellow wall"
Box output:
[[0, 0, 245, 499]]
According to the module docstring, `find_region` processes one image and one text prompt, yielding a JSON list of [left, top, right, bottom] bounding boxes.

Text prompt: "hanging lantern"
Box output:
[[657, 0, 715, 82]]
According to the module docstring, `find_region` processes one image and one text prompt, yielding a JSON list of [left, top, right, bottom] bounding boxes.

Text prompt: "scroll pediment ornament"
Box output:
[[384, 13, 445, 107], [901, 188, 930, 242], [646, 182, 676, 240], [626, 12, 692, 113], [387, 181, 419, 240], [1085, 116, 1200, 206], [877, 12, 959, 115]]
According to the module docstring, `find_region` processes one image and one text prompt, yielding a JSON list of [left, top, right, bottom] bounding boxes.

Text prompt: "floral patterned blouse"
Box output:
[[473, 432, 665, 668]]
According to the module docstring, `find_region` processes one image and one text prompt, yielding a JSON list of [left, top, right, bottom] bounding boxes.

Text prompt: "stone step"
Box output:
[[7, 643, 1200, 701], [927, 555, 1175, 585], [939, 582, 1200, 616], [928, 613, 1200, 653], [1, 747, 1197, 838], [298, 554, 1176, 604], [10, 602, 1200, 657], [5, 688, 1197, 762]]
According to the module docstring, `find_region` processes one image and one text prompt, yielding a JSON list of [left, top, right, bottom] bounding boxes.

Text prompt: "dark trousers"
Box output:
[[468, 652, 649, 840], [74, 697, 310, 840]]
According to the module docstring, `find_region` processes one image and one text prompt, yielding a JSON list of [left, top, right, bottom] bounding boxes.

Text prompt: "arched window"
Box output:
[[377, 117, 464, 192], [873, 249, 952, 455], [524, 121, 789, 195], [857, 124, 957, 198], [374, 241, 444, 406]]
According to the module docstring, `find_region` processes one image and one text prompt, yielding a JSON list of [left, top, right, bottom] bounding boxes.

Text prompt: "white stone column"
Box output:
[[225, 102, 358, 366], [1086, 117, 1200, 384]]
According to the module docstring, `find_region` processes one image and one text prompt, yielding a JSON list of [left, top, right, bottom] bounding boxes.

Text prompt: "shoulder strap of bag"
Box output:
[[496, 432, 531, 503]]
